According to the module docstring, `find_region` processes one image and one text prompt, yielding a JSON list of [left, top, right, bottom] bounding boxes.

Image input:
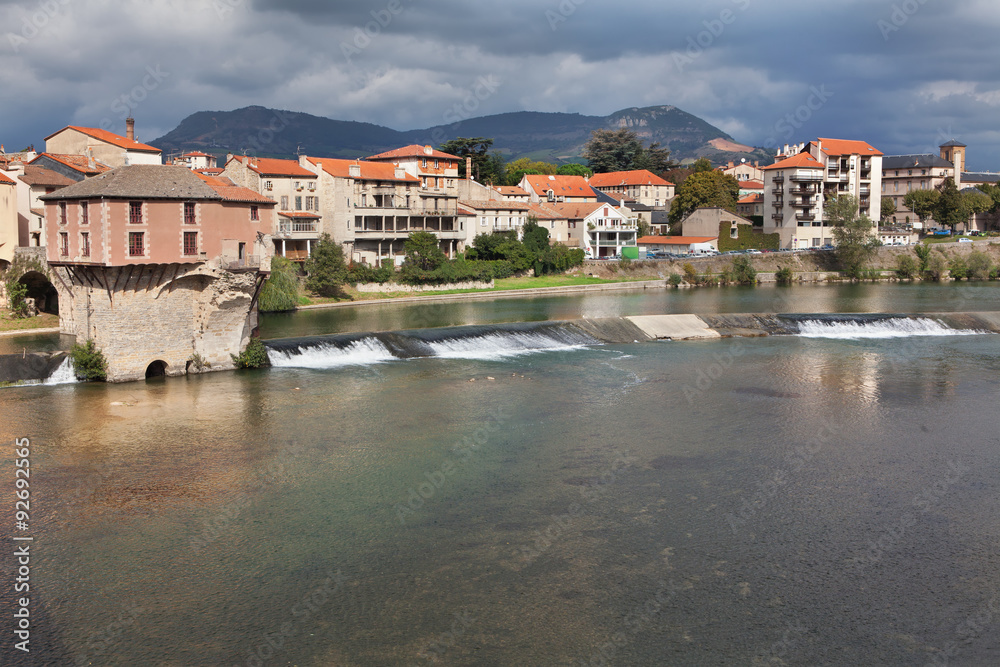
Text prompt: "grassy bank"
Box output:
[[0, 310, 59, 333]]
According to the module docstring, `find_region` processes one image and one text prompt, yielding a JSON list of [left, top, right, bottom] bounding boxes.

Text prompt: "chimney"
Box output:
[[423, 145, 433, 155], [466, 156, 472, 181], [349, 163, 361, 178], [126, 117, 135, 141]]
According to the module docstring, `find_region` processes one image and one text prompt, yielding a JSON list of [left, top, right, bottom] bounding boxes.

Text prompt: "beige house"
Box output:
[[736, 194, 764, 218], [721, 160, 765, 183], [764, 138, 883, 249], [681, 207, 755, 238], [366, 145, 462, 216], [0, 171, 16, 268], [543, 202, 636, 258], [588, 170, 674, 207], [1, 163, 75, 247], [459, 200, 532, 238], [222, 156, 320, 261], [493, 186, 530, 202], [44, 121, 162, 167], [174, 152, 218, 171]]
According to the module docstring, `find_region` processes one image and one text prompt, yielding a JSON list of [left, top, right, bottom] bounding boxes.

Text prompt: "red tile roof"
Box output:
[[182, 151, 214, 157], [589, 170, 673, 188], [738, 194, 763, 204], [231, 155, 315, 178], [0, 171, 14, 185], [542, 202, 609, 219], [306, 157, 419, 182], [523, 175, 598, 199], [366, 145, 460, 161], [195, 173, 276, 204], [526, 203, 561, 219], [195, 168, 225, 175], [638, 235, 717, 244], [31, 152, 112, 175], [816, 138, 883, 157], [459, 200, 532, 211], [763, 152, 825, 171], [495, 186, 528, 196], [46, 126, 161, 153], [18, 165, 75, 188], [739, 180, 764, 189]]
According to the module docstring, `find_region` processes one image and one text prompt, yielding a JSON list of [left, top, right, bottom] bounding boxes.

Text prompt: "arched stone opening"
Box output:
[[18, 271, 59, 314], [145, 360, 167, 379]]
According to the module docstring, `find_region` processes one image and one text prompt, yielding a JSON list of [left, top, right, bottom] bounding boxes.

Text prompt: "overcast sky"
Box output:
[[2, 0, 1000, 169]]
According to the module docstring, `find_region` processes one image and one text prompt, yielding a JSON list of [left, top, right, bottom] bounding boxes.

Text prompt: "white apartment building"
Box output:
[[764, 138, 883, 249]]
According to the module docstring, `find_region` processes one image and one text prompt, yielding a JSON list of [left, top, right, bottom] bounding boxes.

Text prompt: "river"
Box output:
[[1, 282, 999, 665]]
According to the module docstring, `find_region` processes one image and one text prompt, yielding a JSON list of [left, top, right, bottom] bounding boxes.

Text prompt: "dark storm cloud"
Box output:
[[1, 0, 1000, 168]]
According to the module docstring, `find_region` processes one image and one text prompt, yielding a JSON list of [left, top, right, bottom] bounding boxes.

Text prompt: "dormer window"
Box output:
[[547, 190, 555, 202]]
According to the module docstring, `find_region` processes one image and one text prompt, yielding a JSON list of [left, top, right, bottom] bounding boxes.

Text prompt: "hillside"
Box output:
[[151, 104, 771, 167]]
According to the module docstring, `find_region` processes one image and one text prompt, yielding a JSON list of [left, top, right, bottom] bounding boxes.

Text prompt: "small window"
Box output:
[[129, 202, 143, 224], [59, 202, 67, 224], [730, 226, 738, 239], [264, 180, 273, 191], [59, 232, 69, 256], [80, 202, 88, 225], [81, 232, 90, 257], [183, 231, 198, 255], [184, 202, 196, 224], [295, 196, 302, 211], [251, 205, 259, 221], [421, 158, 428, 168], [434, 159, 439, 168], [280, 196, 289, 209], [129, 231, 144, 256]]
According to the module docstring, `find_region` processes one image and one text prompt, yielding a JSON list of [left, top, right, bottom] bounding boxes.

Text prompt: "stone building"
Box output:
[[44, 120, 162, 168], [588, 170, 675, 207], [41, 165, 274, 381]]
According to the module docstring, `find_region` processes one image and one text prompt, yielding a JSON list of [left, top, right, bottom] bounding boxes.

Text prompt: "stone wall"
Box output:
[[354, 280, 494, 293], [56, 263, 262, 382]]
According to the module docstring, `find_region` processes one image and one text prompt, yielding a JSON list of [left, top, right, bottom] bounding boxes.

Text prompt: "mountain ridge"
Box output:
[[151, 104, 771, 166]]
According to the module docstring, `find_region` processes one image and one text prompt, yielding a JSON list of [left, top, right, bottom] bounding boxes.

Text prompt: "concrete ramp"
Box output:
[[626, 315, 721, 340]]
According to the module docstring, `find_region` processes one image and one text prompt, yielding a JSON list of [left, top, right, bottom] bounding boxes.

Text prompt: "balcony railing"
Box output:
[[277, 221, 317, 234], [790, 171, 823, 182], [283, 250, 309, 261]]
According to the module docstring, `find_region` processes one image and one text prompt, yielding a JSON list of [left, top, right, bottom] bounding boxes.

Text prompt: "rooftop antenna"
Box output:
[[296, 144, 304, 156]]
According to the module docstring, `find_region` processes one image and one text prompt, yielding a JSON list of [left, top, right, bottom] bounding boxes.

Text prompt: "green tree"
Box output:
[[582, 128, 674, 174], [5, 280, 29, 318], [557, 163, 593, 177], [403, 231, 447, 271], [826, 195, 881, 278], [521, 216, 550, 255], [914, 244, 932, 272], [963, 189, 993, 229], [439, 137, 505, 184], [881, 196, 896, 221], [504, 157, 557, 186], [668, 170, 740, 225], [933, 178, 966, 231], [304, 233, 348, 297], [636, 219, 652, 239], [692, 157, 714, 173], [902, 189, 940, 225], [259, 255, 300, 312]]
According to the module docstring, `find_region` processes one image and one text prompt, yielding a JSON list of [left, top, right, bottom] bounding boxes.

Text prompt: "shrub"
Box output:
[[729, 256, 757, 285], [69, 339, 108, 382], [5, 280, 29, 318], [948, 255, 968, 281], [859, 267, 882, 282], [967, 251, 992, 281], [259, 256, 300, 312], [914, 244, 932, 272], [682, 263, 697, 283], [232, 338, 269, 369], [668, 273, 682, 287], [619, 255, 632, 270], [775, 267, 794, 284], [895, 255, 918, 280], [923, 253, 948, 281]]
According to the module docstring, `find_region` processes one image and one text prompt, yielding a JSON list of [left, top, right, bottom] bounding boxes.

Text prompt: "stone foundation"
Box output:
[[54, 263, 264, 382]]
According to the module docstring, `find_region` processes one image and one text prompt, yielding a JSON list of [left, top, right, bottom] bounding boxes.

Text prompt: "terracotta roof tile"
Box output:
[[306, 157, 420, 182], [817, 138, 883, 157], [46, 126, 161, 153], [523, 175, 598, 198], [366, 145, 460, 161], [763, 152, 825, 171], [231, 155, 316, 178], [278, 211, 320, 219], [195, 172, 276, 203], [589, 170, 673, 187], [459, 200, 532, 211], [31, 152, 112, 175], [0, 171, 14, 185], [18, 165, 75, 188]]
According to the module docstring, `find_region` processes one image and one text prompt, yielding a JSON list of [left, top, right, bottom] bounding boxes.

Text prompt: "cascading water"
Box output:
[[795, 317, 986, 339], [44, 357, 78, 385]]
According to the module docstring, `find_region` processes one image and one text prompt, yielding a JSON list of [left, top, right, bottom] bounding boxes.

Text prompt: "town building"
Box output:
[[366, 145, 462, 215], [29, 153, 111, 182], [173, 152, 219, 171], [588, 170, 674, 207], [520, 174, 598, 203], [763, 138, 883, 249], [492, 186, 530, 202], [305, 157, 468, 265], [40, 165, 274, 381], [542, 202, 637, 258], [681, 207, 755, 238], [0, 171, 16, 268], [44, 120, 162, 167], [736, 193, 764, 219], [1, 163, 75, 247], [721, 160, 765, 183], [221, 156, 320, 261], [880, 141, 963, 229], [459, 200, 532, 238]]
